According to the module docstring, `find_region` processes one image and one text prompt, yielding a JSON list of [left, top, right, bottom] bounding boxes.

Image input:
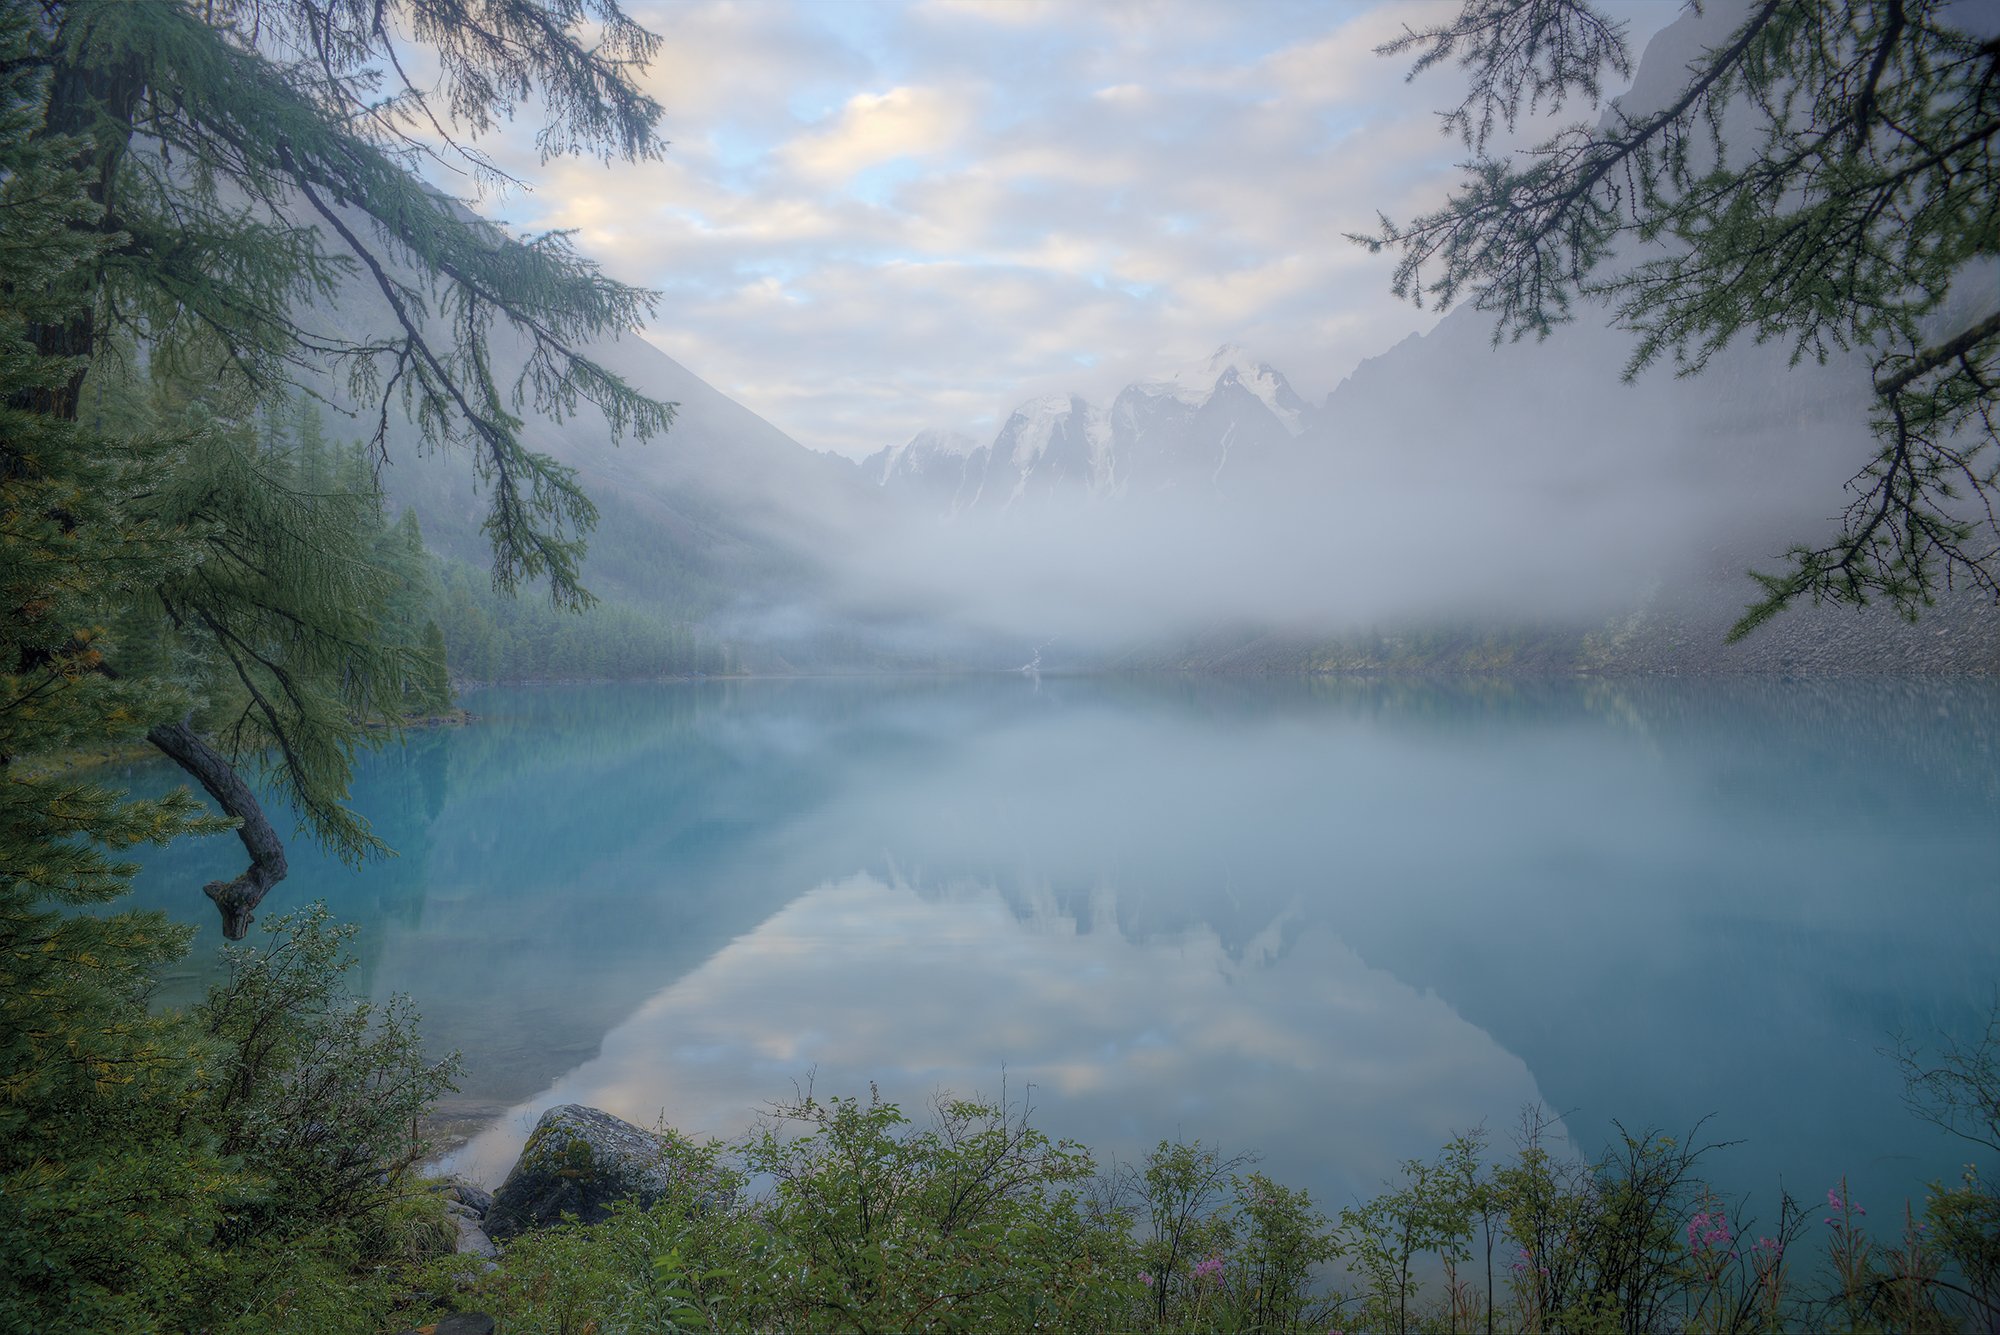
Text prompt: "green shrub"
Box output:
[[740, 1086, 1129, 1332], [479, 1088, 1137, 1334], [0, 906, 461, 1334]]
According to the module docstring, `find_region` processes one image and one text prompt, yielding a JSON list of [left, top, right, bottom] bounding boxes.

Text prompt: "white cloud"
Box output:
[[456, 0, 1690, 458], [915, 0, 1068, 26], [1257, 3, 1436, 106], [780, 86, 974, 182]]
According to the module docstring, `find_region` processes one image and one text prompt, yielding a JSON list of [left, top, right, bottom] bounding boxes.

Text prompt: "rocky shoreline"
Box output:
[[401, 1103, 713, 1335]]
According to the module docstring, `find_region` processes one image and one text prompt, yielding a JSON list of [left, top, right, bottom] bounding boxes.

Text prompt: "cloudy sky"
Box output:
[[473, 0, 1682, 460]]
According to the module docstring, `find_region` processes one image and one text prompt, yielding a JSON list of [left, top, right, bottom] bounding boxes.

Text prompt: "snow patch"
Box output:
[[868, 428, 982, 486], [998, 395, 1077, 469], [1132, 344, 1306, 434]]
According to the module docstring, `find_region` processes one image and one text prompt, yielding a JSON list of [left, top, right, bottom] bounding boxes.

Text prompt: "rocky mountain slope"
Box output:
[[861, 346, 1312, 517]]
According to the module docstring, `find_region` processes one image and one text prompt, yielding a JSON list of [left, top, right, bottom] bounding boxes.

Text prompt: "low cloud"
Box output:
[[794, 302, 1878, 653]]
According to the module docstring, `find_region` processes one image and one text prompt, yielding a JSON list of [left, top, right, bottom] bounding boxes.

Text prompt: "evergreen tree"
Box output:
[[14, 0, 676, 933], [427, 559, 730, 682], [256, 391, 291, 466], [293, 390, 328, 493], [418, 619, 454, 714], [0, 0, 217, 1180], [0, 0, 211, 1007], [5, 15, 452, 1326], [1356, 0, 1999, 634]]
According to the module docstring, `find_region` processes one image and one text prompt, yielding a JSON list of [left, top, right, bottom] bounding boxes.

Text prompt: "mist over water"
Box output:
[[121, 677, 1999, 1222]]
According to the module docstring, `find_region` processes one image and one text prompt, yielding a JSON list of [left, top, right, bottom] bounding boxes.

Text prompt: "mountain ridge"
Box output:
[[859, 343, 1314, 517]]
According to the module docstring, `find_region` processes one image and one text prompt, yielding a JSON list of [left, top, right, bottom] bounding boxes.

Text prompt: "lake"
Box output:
[[121, 675, 1999, 1228]]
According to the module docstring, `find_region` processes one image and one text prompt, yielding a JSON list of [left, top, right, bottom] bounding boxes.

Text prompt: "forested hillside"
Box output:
[[236, 392, 737, 686], [431, 559, 732, 682]]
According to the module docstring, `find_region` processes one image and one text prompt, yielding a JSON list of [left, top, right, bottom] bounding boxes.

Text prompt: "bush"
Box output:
[[0, 905, 461, 1334], [476, 1095, 1355, 1335], [462, 1054, 1999, 1335]]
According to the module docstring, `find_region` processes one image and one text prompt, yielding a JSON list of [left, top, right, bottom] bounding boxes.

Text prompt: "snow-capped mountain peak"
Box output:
[[1132, 344, 1307, 435], [998, 394, 1088, 467], [860, 426, 983, 494], [867, 345, 1315, 515], [880, 425, 976, 471], [988, 394, 1114, 501], [1136, 343, 1252, 401], [906, 426, 981, 458]]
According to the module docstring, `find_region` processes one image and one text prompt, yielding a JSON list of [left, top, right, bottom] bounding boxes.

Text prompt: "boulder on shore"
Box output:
[[484, 1103, 696, 1240], [392, 1315, 494, 1335], [437, 1174, 494, 1218]]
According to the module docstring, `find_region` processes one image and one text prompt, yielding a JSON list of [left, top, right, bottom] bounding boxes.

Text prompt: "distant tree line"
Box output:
[[242, 395, 456, 717], [111, 383, 744, 705], [431, 560, 733, 683], [245, 393, 735, 687]]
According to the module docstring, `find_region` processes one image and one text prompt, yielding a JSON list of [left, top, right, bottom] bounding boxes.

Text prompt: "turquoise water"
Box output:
[[120, 676, 1999, 1223]]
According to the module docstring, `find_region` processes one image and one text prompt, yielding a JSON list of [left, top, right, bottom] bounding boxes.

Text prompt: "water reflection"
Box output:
[[119, 676, 2000, 1216], [443, 869, 1554, 1209]]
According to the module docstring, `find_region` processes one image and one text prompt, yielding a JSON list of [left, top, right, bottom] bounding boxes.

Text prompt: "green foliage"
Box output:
[[1359, 0, 2000, 633], [218, 393, 733, 692], [68, 369, 460, 863], [1132, 1139, 1248, 1325], [458, 1048, 1998, 1335], [741, 1087, 1123, 1332], [475, 1100, 1354, 1335], [0, 131, 462, 1299], [479, 1089, 1136, 1334], [2, 0, 681, 1326], [1924, 1167, 2000, 1321], [1121, 1142, 1348, 1334], [1341, 1132, 1482, 1334], [481, 1138, 743, 1335], [140, 384, 415, 858], [9, 0, 675, 931], [419, 619, 455, 713], [1231, 1171, 1345, 1335], [197, 906, 459, 1236], [0, 14, 224, 1321], [42, 0, 675, 606], [433, 559, 731, 682], [1514, 1117, 1723, 1334], [1314, 1103, 1995, 1335], [0, 901, 461, 1334]]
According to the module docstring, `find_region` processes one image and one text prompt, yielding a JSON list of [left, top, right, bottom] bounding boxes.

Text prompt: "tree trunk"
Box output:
[[147, 723, 288, 940], [23, 9, 143, 416], [31, 15, 297, 937]]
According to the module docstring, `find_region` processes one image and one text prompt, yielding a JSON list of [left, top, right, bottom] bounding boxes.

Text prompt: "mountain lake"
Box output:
[[118, 675, 1999, 1223]]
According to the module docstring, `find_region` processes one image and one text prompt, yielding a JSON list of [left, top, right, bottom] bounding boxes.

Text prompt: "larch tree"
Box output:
[[1355, 0, 1999, 637], [2, 7, 229, 1314], [0, 0, 217, 1050], [9, 0, 676, 934]]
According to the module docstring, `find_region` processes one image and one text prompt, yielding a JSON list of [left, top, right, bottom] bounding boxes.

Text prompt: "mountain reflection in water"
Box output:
[[120, 676, 2000, 1216]]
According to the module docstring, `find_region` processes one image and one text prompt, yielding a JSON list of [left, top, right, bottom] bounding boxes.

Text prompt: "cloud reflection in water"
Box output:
[[445, 868, 1553, 1208]]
